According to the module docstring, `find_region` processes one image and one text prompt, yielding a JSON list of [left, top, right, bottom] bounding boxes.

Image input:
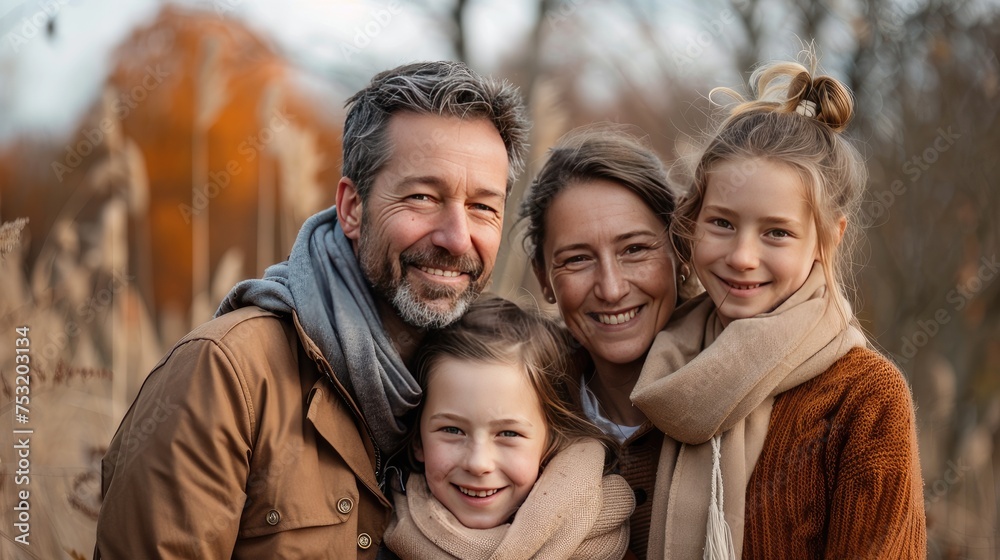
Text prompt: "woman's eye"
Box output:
[[769, 229, 791, 238], [557, 254, 590, 268], [710, 218, 733, 229], [499, 430, 521, 438], [441, 426, 463, 435], [624, 244, 648, 255]]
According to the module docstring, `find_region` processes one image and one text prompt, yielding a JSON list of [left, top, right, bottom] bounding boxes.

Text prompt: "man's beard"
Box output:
[[358, 230, 488, 329]]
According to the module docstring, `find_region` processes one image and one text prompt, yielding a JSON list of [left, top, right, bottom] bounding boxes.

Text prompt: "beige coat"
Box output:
[[96, 306, 392, 559]]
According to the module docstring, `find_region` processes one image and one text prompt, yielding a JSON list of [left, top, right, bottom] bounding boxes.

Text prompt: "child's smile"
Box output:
[[415, 358, 548, 529], [693, 158, 820, 326]]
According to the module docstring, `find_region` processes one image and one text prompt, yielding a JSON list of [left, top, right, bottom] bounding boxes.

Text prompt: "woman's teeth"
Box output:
[[596, 308, 638, 325]]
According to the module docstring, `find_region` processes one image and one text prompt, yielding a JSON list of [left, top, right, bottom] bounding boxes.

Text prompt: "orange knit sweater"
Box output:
[[743, 347, 927, 558]]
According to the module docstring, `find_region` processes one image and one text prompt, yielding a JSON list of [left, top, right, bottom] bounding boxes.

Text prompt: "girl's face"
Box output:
[[414, 357, 548, 529], [692, 158, 819, 326], [537, 179, 677, 376]]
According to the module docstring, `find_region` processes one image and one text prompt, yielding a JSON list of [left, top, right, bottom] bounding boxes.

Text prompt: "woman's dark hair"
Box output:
[[518, 126, 692, 295]]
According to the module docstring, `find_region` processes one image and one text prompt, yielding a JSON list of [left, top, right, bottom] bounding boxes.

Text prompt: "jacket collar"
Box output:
[[293, 311, 390, 505]]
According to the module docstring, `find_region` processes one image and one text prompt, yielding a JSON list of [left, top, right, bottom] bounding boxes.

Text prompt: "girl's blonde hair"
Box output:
[[409, 295, 617, 470], [671, 50, 867, 321]]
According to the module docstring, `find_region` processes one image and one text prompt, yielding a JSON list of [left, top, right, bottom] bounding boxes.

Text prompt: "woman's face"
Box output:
[[536, 179, 677, 376]]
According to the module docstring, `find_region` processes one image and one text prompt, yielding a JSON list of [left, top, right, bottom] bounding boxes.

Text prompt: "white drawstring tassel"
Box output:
[[704, 434, 736, 560]]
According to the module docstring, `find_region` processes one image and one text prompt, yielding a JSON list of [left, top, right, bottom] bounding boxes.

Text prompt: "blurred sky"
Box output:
[[0, 0, 522, 140]]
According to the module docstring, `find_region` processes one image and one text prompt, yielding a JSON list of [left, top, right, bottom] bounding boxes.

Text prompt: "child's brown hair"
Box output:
[[410, 295, 618, 470]]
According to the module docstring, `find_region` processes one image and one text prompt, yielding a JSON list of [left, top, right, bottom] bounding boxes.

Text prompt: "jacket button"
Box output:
[[266, 510, 280, 526], [337, 497, 354, 514], [357, 533, 372, 549]]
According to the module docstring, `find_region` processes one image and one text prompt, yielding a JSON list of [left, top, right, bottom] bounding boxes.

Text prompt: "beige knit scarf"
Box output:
[[631, 263, 866, 560], [383, 439, 635, 560]]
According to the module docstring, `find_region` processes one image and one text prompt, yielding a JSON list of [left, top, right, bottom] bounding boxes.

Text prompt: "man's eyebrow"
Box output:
[[469, 186, 506, 201], [398, 177, 505, 201]]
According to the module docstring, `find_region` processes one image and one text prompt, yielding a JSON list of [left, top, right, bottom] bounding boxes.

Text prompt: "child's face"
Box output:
[[414, 357, 548, 529], [692, 158, 820, 326]]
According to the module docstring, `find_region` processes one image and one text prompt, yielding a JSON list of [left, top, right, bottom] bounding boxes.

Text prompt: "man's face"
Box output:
[[340, 112, 509, 329]]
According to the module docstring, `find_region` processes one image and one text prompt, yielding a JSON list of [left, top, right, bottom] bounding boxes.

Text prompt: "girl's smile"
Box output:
[[693, 158, 820, 326], [414, 357, 548, 530]]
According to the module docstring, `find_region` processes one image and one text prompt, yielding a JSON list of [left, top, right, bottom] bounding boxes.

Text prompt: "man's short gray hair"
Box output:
[[342, 61, 529, 200]]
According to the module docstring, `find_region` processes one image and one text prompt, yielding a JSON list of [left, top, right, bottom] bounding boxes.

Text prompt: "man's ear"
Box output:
[[336, 177, 362, 241]]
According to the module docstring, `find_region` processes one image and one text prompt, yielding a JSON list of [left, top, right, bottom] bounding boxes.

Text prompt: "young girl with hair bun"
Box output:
[[631, 52, 927, 559]]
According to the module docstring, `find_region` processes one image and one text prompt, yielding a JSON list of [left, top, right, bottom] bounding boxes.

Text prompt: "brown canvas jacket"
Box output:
[[96, 306, 392, 559]]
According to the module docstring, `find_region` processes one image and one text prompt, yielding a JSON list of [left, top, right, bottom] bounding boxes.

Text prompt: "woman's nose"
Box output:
[[594, 259, 630, 302]]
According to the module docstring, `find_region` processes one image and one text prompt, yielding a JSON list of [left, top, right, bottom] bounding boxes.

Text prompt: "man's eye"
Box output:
[[471, 203, 498, 213]]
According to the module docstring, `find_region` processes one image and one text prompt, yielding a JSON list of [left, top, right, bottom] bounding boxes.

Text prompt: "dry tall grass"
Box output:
[[0, 34, 330, 560]]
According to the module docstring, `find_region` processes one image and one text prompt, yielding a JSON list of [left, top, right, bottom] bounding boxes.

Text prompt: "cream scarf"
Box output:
[[384, 439, 635, 560], [630, 264, 866, 560]]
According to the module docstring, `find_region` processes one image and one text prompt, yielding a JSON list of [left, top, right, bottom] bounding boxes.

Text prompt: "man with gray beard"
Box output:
[[96, 61, 529, 559]]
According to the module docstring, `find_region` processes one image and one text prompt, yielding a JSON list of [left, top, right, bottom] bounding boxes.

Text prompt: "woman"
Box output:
[[519, 127, 686, 559]]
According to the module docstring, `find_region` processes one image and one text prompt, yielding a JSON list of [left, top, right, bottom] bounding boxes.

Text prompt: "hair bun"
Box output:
[[786, 70, 854, 132], [715, 54, 857, 133]]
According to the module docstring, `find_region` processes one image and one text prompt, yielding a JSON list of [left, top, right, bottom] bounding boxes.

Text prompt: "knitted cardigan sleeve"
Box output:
[[744, 347, 927, 559], [822, 349, 927, 558]]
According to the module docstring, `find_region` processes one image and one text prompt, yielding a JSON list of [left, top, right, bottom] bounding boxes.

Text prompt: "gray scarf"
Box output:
[[216, 205, 420, 454]]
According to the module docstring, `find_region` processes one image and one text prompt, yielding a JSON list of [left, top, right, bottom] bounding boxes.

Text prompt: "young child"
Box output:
[[383, 295, 635, 560], [631, 53, 927, 559]]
